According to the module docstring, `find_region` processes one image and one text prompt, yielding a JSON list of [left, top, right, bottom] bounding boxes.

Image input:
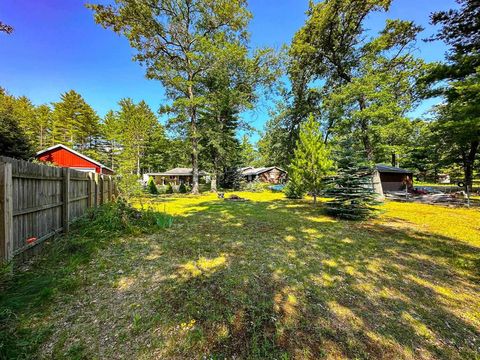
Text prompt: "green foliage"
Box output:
[[325, 141, 382, 220], [89, 0, 277, 194], [220, 167, 245, 190], [178, 183, 187, 194], [423, 0, 480, 189], [284, 171, 305, 199], [242, 180, 269, 193], [166, 183, 174, 194], [0, 200, 172, 359], [261, 0, 426, 167], [290, 115, 333, 203], [0, 111, 35, 160], [52, 90, 100, 152], [147, 177, 158, 195], [117, 173, 143, 200]]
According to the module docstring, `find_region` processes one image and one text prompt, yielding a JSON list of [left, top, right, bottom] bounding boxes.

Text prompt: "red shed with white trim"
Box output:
[[36, 144, 114, 175]]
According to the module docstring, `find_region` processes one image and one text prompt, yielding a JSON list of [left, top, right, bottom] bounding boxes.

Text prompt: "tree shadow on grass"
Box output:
[[137, 198, 480, 359], [15, 197, 480, 359]]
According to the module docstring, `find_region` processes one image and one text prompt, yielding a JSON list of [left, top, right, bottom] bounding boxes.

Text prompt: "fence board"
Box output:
[[0, 156, 115, 264]]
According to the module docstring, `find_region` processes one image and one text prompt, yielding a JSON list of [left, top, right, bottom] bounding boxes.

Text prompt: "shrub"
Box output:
[[178, 183, 187, 193], [242, 180, 270, 192], [284, 180, 305, 199], [166, 183, 174, 194], [147, 176, 158, 195], [117, 173, 143, 200]]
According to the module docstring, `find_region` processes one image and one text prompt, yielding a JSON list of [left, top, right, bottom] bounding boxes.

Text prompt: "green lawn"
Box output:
[[1, 192, 479, 359]]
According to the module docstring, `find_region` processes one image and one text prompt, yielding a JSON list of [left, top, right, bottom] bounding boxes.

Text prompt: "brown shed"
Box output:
[[375, 164, 414, 193]]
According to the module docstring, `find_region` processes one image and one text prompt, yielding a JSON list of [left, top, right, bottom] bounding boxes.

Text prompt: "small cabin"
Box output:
[[144, 168, 209, 186], [36, 144, 114, 175], [241, 166, 287, 184]]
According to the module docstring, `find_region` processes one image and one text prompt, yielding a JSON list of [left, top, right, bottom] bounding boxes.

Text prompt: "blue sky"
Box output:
[[0, 0, 456, 142]]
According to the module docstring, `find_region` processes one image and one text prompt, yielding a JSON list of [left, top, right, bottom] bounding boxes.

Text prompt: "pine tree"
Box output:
[[0, 112, 34, 159], [51, 90, 100, 150], [290, 115, 333, 204], [178, 183, 187, 193], [147, 176, 158, 195], [325, 141, 382, 220]]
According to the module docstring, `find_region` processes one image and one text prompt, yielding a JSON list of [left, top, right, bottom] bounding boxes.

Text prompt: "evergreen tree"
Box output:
[[166, 183, 174, 194], [147, 176, 158, 195], [0, 112, 34, 160], [51, 90, 100, 151], [290, 115, 333, 204], [325, 141, 381, 220], [284, 169, 305, 199], [178, 183, 187, 194]]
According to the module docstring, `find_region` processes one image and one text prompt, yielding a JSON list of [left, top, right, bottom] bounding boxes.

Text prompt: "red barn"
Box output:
[[36, 144, 114, 175]]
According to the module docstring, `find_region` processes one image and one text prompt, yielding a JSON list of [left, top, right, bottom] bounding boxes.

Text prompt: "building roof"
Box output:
[[241, 166, 287, 176], [146, 168, 209, 176], [36, 144, 113, 172], [376, 164, 413, 174]]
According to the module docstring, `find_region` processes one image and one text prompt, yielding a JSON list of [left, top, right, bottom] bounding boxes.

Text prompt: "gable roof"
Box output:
[[376, 164, 413, 174], [36, 144, 113, 172], [242, 166, 287, 176], [146, 168, 209, 176]]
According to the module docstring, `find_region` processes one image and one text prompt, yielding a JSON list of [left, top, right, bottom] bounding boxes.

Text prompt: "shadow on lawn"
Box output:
[[4, 197, 479, 359], [142, 199, 480, 359]]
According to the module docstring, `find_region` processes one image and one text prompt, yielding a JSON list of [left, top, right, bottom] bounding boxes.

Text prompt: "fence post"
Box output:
[[87, 172, 93, 208], [62, 168, 70, 233], [108, 176, 113, 201], [94, 173, 99, 207], [0, 163, 13, 262], [99, 175, 104, 205]]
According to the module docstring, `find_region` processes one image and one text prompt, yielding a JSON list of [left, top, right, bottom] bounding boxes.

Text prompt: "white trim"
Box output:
[[36, 144, 113, 172]]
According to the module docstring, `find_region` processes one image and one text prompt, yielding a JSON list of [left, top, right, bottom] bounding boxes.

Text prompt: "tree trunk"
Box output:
[[357, 96, 373, 160], [186, 81, 200, 195], [210, 173, 217, 192], [136, 146, 141, 176], [463, 141, 479, 192], [313, 193, 317, 206]]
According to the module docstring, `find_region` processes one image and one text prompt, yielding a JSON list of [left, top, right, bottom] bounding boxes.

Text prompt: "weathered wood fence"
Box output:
[[0, 156, 115, 263]]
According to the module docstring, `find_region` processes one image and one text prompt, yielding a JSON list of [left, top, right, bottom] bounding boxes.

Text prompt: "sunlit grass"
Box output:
[[1, 192, 479, 359]]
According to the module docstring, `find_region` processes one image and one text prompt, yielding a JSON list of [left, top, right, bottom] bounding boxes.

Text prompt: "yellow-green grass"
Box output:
[[2, 192, 479, 359]]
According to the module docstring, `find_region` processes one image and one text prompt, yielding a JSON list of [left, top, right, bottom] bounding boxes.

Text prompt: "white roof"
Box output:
[[36, 144, 113, 172]]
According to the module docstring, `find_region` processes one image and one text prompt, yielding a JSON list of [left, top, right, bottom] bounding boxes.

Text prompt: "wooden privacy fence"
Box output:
[[0, 156, 115, 263]]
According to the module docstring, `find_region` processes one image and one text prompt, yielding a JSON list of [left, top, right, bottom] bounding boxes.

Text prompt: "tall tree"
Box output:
[[89, 0, 259, 194], [0, 89, 34, 159], [289, 115, 333, 205], [424, 0, 480, 190], [281, 0, 425, 164], [116, 99, 158, 176], [51, 90, 100, 153]]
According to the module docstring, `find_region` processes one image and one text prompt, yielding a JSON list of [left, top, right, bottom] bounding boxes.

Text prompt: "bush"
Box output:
[[284, 180, 305, 199], [77, 199, 173, 234], [178, 183, 187, 193], [242, 180, 270, 192], [166, 183, 174, 194], [147, 176, 158, 195], [117, 173, 143, 200]]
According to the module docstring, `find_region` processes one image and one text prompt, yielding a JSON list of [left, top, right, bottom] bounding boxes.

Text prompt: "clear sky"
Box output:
[[0, 0, 457, 142]]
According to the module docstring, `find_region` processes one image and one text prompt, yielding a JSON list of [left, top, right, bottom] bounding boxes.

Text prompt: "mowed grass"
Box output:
[[1, 192, 479, 359]]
